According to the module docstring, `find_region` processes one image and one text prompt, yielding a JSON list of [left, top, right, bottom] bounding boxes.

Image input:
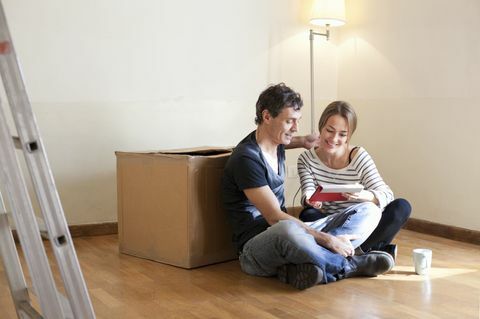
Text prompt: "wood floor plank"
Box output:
[[0, 229, 478, 318]]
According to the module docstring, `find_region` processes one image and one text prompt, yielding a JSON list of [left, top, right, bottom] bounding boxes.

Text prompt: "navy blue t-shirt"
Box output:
[[221, 131, 286, 252]]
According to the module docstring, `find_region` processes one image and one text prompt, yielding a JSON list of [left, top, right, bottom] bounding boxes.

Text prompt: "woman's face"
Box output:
[[319, 114, 349, 154]]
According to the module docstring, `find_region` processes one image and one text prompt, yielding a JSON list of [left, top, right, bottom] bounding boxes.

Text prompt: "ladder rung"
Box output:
[[12, 136, 38, 152], [30, 285, 73, 319], [6, 213, 49, 240], [12, 136, 21, 149], [35, 216, 49, 240], [18, 301, 43, 319]]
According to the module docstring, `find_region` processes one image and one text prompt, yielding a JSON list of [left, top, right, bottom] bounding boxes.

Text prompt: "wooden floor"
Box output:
[[1, 229, 479, 319]]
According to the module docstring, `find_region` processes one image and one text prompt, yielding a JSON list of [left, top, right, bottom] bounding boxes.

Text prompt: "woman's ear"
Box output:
[[346, 134, 351, 144]]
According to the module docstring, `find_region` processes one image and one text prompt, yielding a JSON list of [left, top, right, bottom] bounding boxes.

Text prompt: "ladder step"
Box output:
[[12, 136, 38, 152], [18, 301, 43, 319], [12, 136, 21, 149], [35, 216, 49, 240], [6, 212, 49, 240], [30, 285, 73, 319]]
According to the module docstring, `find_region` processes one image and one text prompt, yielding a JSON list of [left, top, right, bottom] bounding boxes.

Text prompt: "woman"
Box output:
[[297, 101, 411, 259]]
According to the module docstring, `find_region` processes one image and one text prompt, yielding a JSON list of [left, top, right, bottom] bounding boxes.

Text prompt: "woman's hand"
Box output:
[[343, 190, 376, 203], [305, 198, 322, 209]]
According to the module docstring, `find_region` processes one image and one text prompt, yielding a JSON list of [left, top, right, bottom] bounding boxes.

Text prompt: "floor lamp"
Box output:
[[308, 0, 346, 133]]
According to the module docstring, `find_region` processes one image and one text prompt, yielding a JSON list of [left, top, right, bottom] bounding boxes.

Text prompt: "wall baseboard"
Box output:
[[12, 219, 478, 246], [11, 222, 118, 242], [287, 206, 478, 245], [403, 218, 480, 245], [70, 217, 479, 245], [69, 222, 118, 238]]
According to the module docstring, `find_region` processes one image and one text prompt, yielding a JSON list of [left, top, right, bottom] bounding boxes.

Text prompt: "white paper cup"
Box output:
[[413, 248, 432, 275]]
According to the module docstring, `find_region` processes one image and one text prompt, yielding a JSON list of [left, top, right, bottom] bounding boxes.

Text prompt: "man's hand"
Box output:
[[315, 233, 358, 257], [303, 132, 320, 149], [287, 133, 320, 150]]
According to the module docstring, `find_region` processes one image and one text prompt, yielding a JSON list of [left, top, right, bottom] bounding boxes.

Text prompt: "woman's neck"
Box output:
[[316, 146, 350, 169]]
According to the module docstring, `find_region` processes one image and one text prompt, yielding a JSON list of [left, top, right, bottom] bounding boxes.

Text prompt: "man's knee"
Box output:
[[267, 220, 315, 250], [269, 220, 304, 238]]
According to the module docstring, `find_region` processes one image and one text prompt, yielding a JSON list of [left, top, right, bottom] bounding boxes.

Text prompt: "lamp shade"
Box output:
[[309, 0, 346, 27]]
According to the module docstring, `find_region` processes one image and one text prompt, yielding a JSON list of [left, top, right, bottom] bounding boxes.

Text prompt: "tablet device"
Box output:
[[309, 184, 364, 202]]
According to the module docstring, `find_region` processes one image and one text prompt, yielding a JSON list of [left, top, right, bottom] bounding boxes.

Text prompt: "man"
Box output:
[[222, 83, 394, 290]]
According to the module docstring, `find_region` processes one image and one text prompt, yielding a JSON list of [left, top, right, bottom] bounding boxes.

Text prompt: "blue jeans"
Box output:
[[299, 198, 412, 251], [239, 202, 381, 283]]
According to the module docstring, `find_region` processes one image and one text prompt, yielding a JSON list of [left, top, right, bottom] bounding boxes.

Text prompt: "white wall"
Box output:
[[2, 0, 337, 224], [337, 0, 480, 230], [3, 0, 477, 232]]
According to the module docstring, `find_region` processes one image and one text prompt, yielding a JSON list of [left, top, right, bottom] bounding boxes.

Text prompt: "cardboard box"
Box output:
[[115, 147, 237, 269]]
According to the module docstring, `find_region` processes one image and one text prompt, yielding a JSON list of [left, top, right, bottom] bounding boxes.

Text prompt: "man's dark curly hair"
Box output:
[[254, 83, 303, 125]]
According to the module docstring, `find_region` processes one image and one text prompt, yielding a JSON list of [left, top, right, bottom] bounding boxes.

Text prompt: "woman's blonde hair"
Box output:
[[318, 101, 357, 138]]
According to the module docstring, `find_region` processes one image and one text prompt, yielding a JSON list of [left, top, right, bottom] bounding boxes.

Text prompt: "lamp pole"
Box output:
[[309, 29, 315, 134], [309, 27, 329, 134]]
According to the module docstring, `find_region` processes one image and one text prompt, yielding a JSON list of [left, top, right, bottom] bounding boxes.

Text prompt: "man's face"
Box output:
[[264, 106, 301, 145]]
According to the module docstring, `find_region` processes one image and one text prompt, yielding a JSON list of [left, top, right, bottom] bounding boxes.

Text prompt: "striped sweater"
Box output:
[[297, 147, 394, 214]]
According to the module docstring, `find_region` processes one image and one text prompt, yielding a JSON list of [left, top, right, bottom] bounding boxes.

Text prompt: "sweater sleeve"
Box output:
[[297, 150, 317, 206], [353, 148, 394, 210]]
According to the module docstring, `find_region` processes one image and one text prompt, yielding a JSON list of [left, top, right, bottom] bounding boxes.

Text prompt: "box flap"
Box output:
[[116, 146, 233, 158], [157, 147, 232, 156]]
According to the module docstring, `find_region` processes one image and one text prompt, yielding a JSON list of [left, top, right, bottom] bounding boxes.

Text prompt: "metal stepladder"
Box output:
[[0, 2, 95, 318]]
